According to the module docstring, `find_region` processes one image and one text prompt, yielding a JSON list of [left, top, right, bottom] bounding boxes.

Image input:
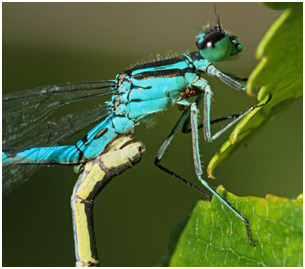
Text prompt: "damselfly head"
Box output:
[[195, 6, 243, 62]]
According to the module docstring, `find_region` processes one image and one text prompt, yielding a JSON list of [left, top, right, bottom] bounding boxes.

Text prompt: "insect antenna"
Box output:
[[214, 4, 222, 31]]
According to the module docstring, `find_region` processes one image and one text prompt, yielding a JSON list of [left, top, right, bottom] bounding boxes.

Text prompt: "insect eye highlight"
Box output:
[[230, 35, 237, 44], [196, 30, 232, 62], [196, 31, 226, 50]]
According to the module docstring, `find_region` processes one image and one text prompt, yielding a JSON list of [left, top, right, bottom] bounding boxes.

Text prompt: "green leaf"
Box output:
[[208, 3, 303, 178], [158, 217, 189, 267], [169, 186, 303, 266]]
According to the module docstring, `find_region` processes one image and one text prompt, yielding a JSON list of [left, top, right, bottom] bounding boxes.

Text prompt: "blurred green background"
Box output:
[[2, 3, 302, 267]]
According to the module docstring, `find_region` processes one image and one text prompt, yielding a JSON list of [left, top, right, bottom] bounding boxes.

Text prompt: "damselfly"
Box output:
[[2, 2, 284, 266], [3, 4, 269, 241]]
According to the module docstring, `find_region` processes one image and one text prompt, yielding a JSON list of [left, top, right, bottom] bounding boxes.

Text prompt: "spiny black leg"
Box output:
[[154, 159, 212, 200], [182, 94, 271, 134], [222, 72, 248, 83], [182, 113, 241, 134], [154, 107, 212, 200]]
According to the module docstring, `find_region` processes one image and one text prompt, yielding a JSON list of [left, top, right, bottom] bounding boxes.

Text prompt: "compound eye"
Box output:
[[196, 31, 232, 62], [196, 31, 226, 50]]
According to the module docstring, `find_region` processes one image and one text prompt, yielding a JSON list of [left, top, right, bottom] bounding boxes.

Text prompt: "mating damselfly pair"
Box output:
[[3, 3, 279, 267]]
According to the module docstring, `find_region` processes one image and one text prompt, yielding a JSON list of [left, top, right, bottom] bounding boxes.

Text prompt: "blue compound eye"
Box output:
[[196, 31, 232, 62]]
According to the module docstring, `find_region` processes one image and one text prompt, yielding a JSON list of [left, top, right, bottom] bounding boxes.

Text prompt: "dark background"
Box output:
[[3, 3, 302, 266]]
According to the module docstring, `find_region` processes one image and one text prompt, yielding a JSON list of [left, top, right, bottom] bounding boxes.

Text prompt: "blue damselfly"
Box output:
[[3, 3, 301, 267]]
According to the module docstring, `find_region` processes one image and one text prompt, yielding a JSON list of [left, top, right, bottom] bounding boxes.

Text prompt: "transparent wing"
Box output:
[[3, 80, 117, 194], [3, 80, 117, 147]]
